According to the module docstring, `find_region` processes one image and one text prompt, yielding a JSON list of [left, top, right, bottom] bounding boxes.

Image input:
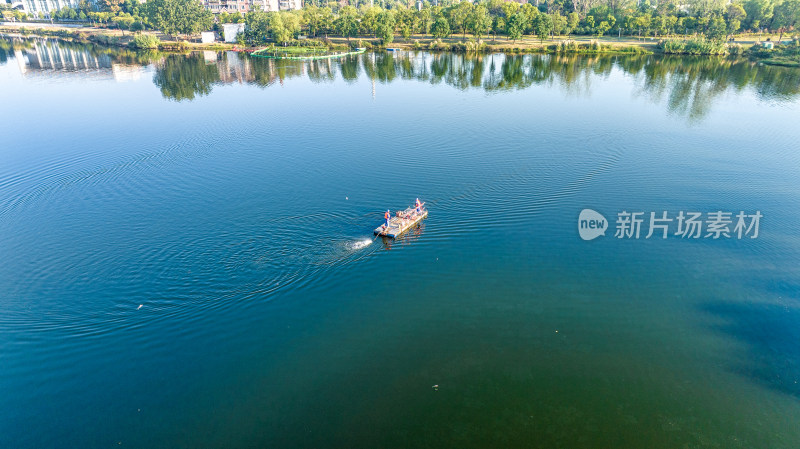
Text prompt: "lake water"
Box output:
[[2, 37, 800, 448]]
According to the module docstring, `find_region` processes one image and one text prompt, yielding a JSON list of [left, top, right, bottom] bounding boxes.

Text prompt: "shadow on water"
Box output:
[[701, 300, 800, 398], [3, 36, 799, 121]]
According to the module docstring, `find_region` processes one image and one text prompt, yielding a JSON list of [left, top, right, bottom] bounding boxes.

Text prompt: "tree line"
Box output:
[[215, 0, 800, 45], [3, 0, 798, 44], [2, 0, 211, 40]]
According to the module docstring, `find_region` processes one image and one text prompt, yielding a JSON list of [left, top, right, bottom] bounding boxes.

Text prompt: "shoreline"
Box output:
[[1, 22, 797, 65]]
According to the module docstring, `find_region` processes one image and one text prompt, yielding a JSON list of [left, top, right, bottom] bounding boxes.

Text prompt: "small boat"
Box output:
[[374, 204, 427, 238]]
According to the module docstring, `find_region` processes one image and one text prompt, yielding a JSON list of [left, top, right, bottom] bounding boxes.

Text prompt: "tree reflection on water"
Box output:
[[171, 50, 800, 122], [2, 36, 798, 121]]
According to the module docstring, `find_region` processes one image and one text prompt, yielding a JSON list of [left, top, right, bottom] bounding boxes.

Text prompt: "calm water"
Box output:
[[2, 37, 800, 448]]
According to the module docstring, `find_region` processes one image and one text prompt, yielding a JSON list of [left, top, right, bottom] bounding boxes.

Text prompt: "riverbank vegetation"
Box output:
[[3, 0, 799, 63], [213, 0, 800, 48], [4, 0, 799, 44], [132, 33, 160, 49], [657, 37, 737, 55], [749, 36, 800, 64]]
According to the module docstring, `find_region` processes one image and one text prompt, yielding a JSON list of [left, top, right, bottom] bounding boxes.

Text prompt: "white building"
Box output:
[[201, 31, 216, 43], [205, 0, 250, 14], [277, 0, 302, 10], [21, 0, 79, 16], [222, 22, 245, 43], [204, 0, 302, 14]]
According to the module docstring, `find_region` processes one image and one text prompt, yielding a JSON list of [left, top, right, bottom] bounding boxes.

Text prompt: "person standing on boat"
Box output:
[[384, 210, 391, 229], [415, 198, 422, 215]]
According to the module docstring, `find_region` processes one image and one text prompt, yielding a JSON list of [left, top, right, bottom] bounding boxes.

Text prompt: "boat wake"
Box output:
[[349, 238, 373, 251]]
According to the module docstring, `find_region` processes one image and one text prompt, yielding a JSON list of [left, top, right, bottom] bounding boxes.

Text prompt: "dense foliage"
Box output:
[[146, 0, 213, 39], [5, 0, 798, 45], [234, 0, 799, 46], [131, 33, 160, 48]]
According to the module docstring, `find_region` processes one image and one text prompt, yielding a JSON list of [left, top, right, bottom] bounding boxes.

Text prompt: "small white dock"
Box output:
[[374, 208, 428, 238]]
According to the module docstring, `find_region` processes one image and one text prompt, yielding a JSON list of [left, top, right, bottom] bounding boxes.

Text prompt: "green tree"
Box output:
[[724, 4, 746, 37], [78, 0, 93, 16], [566, 12, 579, 35], [534, 13, 553, 42], [448, 1, 473, 39], [111, 13, 135, 35], [320, 7, 334, 36], [100, 0, 124, 13], [491, 15, 505, 41], [270, 13, 292, 44], [303, 6, 323, 37], [742, 0, 774, 29], [596, 20, 611, 36], [121, 0, 142, 16], [520, 3, 539, 34], [285, 11, 302, 39], [431, 16, 451, 38], [500, 1, 519, 22], [773, 0, 800, 41], [606, 14, 617, 32], [468, 5, 492, 39], [507, 11, 525, 42], [417, 8, 433, 36], [397, 8, 417, 42], [335, 6, 359, 42], [706, 15, 727, 39], [664, 15, 679, 36], [376, 9, 395, 44], [693, 0, 728, 18], [88, 11, 113, 26], [129, 20, 144, 33], [726, 3, 748, 23], [244, 8, 270, 45], [361, 6, 381, 37], [550, 12, 567, 37], [147, 0, 212, 40], [634, 13, 652, 36]]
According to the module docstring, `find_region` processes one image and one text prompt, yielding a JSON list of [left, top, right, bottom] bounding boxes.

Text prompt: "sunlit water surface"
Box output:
[[2, 38, 800, 448]]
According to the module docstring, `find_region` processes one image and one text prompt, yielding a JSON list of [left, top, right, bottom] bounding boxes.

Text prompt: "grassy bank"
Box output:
[[0, 25, 655, 56], [3, 23, 799, 65], [324, 34, 657, 55], [653, 36, 800, 65], [749, 41, 800, 67]]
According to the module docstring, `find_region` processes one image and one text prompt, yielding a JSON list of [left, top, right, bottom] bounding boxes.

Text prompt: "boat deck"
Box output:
[[374, 208, 428, 238]]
